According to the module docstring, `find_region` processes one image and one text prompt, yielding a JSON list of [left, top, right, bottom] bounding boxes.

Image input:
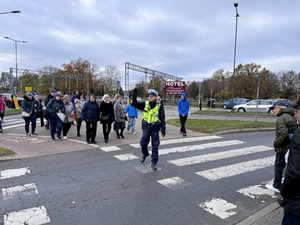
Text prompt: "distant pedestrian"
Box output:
[[0, 94, 5, 133], [62, 95, 75, 139], [99, 94, 115, 143], [177, 92, 189, 137], [126, 97, 138, 135], [34, 95, 45, 127], [74, 93, 86, 137], [157, 94, 164, 107], [47, 93, 65, 141], [71, 89, 79, 106], [281, 98, 300, 224], [113, 94, 126, 139], [81, 94, 99, 144], [21, 92, 38, 136], [199, 97, 202, 110], [266, 101, 297, 193], [131, 88, 166, 171], [44, 88, 57, 129]]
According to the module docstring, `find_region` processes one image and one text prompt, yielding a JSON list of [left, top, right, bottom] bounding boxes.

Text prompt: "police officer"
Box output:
[[131, 88, 166, 170]]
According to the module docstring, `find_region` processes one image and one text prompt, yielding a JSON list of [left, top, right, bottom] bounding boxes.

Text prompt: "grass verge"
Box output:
[[4, 108, 22, 115], [192, 109, 274, 117], [0, 147, 16, 157], [166, 118, 275, 134]]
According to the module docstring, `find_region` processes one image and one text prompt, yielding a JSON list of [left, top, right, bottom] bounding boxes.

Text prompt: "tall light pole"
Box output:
[[231, 3, 239, 112], [4, 36, 27, 95], [0, 10, 21, 15]]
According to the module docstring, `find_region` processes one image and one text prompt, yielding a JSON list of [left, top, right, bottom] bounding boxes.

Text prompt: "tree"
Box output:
[[0, 72, 12, 92], [99, 65, 121, 96], [186, 81, 199, 100], [279, 70, 298, 99]]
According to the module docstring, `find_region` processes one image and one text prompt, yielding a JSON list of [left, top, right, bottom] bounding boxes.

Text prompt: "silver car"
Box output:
[[232, 99, 274, 113]]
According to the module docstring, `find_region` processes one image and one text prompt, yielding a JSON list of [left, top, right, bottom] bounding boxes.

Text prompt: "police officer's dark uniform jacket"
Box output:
[[131, 89, 166, 168]]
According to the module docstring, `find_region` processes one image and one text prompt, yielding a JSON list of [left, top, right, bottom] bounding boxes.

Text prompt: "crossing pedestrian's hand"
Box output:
[[133, 88, 138, 98]]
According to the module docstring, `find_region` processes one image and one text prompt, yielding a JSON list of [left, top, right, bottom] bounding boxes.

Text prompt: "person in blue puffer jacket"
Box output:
[[126, 97, 138, 135], [177, 92, 189, 137]]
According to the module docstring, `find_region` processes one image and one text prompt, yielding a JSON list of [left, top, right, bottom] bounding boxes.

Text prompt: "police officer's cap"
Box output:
[[148, 89, 158, 97]]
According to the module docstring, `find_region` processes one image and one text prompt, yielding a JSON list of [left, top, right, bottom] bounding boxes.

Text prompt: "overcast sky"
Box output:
[[1, 0, 300, 87]]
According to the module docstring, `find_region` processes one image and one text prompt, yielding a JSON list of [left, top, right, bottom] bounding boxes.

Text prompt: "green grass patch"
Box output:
[[0, 147, 15, 157], [3, 108, 22, 115], [167, 118, 275, 134], [192, 109, 274, 117]]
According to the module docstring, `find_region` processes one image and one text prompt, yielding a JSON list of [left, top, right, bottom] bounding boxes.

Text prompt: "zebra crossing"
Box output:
[[0, 167, 50, 225], [1, 118, 43, 130], [0, 134, 277, 223], [105, 134, 277, 220]]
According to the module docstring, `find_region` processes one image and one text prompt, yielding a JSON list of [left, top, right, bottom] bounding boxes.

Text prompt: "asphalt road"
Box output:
[[0, 129, 279, 225]]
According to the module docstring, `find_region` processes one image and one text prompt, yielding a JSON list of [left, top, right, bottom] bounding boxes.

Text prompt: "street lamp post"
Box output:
[[0, 10, 21, 15], [4, 36, 27, 95], [231, 3, 239, 112]]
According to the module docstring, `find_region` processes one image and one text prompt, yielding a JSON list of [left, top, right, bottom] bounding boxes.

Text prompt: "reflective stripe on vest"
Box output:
[[142, 101, 160, 123]]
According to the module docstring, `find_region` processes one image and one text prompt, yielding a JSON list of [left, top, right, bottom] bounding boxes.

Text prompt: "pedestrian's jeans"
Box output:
[[50, 116, 62, 139], [23, 116, 37, 134], [274, 152, 286, 189], [140, 123, 160, 164], [282, 209, 300, 225], [127, 117, 136, 133]]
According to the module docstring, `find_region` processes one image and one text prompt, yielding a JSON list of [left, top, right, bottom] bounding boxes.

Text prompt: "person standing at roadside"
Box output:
[[81, 94, 99, 144], [74, 93, 86, 137], [34, 95, 45, 127], [47, 93, 65, 141], [99, 94, 115, 143], [126, 97, 138, 135], [131, 88, 166, 171], [21, 92, 38, 136], [177, 92, 189, 137], [0, 94, 5, 133], [113, 94, 126, 139], [265, 101, 297, 193], [281, 98, 300, 224], [62, 94, 75, 139], [44, 88, 57, 129]]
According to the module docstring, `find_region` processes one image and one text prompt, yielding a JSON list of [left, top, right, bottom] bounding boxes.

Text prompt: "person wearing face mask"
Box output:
[[81, 94, 99, 144], [99, 94, 115, 143]]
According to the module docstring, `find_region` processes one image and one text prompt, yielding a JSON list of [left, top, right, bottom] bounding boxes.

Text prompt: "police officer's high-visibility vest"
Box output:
[[142, 101, 160, 123]]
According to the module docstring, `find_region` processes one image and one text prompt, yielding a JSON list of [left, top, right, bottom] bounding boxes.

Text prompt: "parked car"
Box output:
[[268, 99, 293, 113], [232, 99, 274, 113], [0, 93, 23, 108], [221, 98, 249, 109]]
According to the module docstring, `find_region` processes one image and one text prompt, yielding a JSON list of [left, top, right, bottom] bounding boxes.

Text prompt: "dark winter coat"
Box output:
[[274, 108, 297, 154], [81, 100, 99, 122], [99, 101, 114, 124], [281, 125, 300, 216], [46, 99, 66, 117], [21, 95, 37, 118]]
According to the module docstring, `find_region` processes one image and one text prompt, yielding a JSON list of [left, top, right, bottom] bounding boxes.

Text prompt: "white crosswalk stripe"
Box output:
[[4, 206, 50, 225], [157, 177, 192, 190], [198, 198, 237, 219], [1, 167, 30, 179], [195, 156, 274, 180], [1, 167, 51, 224], [168, 145, 272, 166]]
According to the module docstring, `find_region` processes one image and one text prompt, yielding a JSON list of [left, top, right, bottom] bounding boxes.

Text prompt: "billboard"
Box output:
[[165, 81, 185, 95]]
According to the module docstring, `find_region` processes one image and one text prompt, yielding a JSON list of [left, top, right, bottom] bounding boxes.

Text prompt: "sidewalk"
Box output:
[[0, 109, 283, 224]]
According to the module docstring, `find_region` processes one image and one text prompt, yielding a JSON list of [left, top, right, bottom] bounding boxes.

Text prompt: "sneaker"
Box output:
[[26, 133, 31, 136], [57, 137, 62, 141], [0, 129, 3, 133], [132, 132, 136, 135], [265, 184, 280, 193], [32, 132, 38, 135], [63, 136, 67, 140]]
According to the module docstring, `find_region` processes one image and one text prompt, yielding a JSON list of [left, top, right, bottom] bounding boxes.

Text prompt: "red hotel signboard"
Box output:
[[165, 81, 185, 95]]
